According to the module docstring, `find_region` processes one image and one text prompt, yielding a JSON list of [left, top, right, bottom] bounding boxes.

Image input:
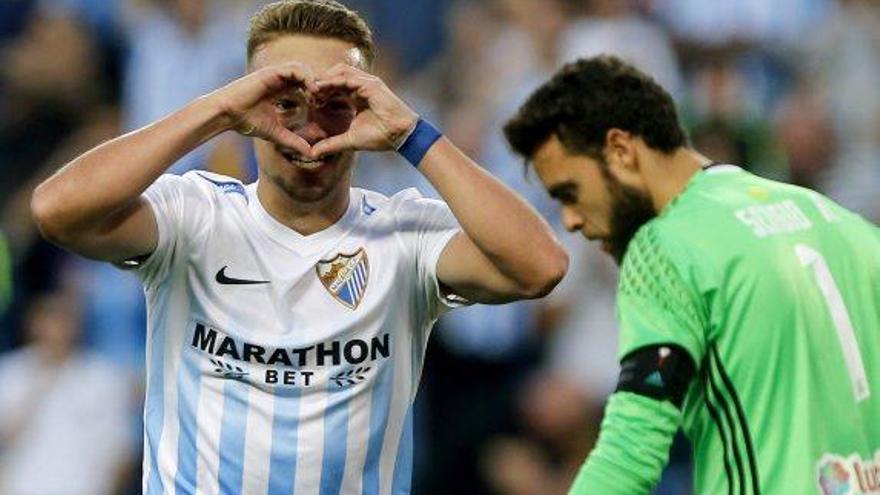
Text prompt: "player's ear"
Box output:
[[604, 128, 640, 181]]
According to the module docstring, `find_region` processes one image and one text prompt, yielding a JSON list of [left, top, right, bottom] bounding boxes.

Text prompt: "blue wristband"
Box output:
[[397, 118, 442, 167]]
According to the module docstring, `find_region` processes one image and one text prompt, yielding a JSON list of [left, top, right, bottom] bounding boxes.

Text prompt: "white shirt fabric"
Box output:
[[136, 171, 464, 495], [0, 349, 132, 495]]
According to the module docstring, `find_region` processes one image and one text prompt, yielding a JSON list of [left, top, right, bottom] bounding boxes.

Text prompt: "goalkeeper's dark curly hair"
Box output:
[[503, 55, 687, 162]]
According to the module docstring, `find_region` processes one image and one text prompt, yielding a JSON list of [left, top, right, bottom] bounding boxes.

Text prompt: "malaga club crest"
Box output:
[[316, 248, 370, 310]]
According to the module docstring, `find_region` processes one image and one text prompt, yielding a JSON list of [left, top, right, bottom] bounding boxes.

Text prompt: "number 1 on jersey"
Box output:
[[795, 243, 870, 402]]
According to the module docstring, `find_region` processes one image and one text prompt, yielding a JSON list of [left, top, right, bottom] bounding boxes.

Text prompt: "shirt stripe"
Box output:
[[710, 346, 761, 494], [390, 407, 414, 495], [239, 387, 274, 495], [319, 382, 352, 495], [706, 354, 747, 495], [195, 370, 226, 495], [267, 387, 301, 495], [362, 360, 394, 495], [155, 313, 187, 494], [293, 388, 326, 495], [378, 332, 411, 495], [217, 379, 250, 494], [338, 382, 373, 495], [174, 348, 204, 494], [144, 307, 169, 495], [703, 362, 737, 495]]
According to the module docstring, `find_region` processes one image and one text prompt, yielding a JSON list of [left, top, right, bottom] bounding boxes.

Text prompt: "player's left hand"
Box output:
[[308, 64, 417, 158]]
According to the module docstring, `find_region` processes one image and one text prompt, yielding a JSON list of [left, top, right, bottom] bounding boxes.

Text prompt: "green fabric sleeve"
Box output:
[[568, 392, 681, 495]]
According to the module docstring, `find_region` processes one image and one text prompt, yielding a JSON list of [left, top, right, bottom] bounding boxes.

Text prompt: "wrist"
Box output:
[[396, 118, 443, 167], [391, 117, 419, 150], [197, 92, 240, 135]]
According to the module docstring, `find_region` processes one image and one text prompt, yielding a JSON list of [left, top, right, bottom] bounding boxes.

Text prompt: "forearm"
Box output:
[[31, 95, 229, 236], [418, 138, 568, 295], [569, 392, 679, 495]]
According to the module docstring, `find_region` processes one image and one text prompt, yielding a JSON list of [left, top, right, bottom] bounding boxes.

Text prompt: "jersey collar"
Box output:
[[246, 183, 361, 255]]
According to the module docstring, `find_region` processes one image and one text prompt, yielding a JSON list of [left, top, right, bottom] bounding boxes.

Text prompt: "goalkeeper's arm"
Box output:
[[568, 344, 695, 495]]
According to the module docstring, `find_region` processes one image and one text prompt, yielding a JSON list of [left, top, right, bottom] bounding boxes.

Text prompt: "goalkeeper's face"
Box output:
[[533, 134, 656, 263]]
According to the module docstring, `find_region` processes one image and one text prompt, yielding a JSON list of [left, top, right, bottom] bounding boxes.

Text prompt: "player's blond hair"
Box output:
[[247, 0, 374, 68]]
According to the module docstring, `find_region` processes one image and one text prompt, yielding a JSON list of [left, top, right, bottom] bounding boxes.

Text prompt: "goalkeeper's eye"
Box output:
[[549, 182, 579, 205], [557, 192, 577, 205]]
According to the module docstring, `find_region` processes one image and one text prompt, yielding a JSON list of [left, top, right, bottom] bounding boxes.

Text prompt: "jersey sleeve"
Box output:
[[571, 226, 706, 494], [568, 391, 681, 495], [616, 224, 709, 364], [393, 192, 467, 321], [134, 172, 216, 288]]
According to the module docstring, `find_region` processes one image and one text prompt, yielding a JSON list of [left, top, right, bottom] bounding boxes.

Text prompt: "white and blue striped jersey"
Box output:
[[135, 170, 464, 495]]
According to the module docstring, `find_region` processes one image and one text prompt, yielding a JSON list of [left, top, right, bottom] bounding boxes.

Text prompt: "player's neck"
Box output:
[[256, 178, 351, 237], [648, 148, 711, 212]]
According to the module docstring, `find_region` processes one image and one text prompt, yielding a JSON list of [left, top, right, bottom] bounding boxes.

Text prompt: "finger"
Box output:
[[317, 63, 369, 81], [264, 62, 317, 93], [267, 127, 312, 156], [276, 62, 315, 83], [315, 63, 376, 91], [311, 79, 372, 112], [315, 75, 379, 103], [300, 76, 320, 95], [314, 74, 371, 92], [310, 133, 353, 158]]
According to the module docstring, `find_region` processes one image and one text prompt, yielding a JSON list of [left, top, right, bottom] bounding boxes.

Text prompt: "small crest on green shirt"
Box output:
[[747, 185, 771, 201]]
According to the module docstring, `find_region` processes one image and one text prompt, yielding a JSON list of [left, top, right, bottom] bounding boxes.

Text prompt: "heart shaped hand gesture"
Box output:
[[308, 64, 418, 159], [210, 61, 319, 157]]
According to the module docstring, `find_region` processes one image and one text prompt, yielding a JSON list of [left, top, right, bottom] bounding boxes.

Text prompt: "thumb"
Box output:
[[310, 133, 353, 159]]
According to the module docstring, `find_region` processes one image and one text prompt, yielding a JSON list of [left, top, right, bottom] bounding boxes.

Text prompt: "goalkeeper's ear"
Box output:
[[615, 344, 696, 408]]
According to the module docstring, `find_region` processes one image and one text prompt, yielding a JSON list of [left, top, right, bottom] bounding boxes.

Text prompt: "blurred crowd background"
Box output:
[[0, 0, 878, 493]]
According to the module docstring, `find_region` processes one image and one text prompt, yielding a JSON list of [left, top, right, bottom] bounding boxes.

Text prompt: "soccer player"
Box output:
[[30, 1, 569, 494], [503, 55, 880, 495]]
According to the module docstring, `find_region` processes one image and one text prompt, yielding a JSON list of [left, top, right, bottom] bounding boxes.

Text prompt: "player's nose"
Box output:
[[292, 117, 329, 146], [561, 207, 584, 233]]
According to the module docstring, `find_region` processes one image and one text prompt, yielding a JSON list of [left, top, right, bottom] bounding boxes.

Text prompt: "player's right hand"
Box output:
[[208, 62, 319, 156]]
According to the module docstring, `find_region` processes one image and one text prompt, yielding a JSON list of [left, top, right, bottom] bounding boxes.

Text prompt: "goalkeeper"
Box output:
[[503, 55, 880, 494]]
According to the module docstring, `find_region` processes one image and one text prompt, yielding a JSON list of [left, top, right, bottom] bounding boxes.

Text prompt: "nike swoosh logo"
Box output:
[[215, 266, 270, 285]]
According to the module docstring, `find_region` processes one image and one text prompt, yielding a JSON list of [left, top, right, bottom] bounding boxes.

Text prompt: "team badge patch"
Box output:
[[316, 248, 370, 310]]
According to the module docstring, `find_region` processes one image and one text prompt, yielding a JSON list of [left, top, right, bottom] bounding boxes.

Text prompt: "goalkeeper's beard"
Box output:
[[603, 170, 657, 265]]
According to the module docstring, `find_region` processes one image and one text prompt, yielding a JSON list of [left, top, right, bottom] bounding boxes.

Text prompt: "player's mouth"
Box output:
[[278, 149, 339, 171]]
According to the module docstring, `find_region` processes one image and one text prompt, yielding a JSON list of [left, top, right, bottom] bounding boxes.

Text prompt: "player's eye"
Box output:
[[321, 98, 355, 114], [275, 98, 300, 112]]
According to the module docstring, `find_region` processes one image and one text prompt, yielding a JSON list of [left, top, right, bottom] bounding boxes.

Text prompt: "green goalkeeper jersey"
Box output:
[[570, 165, 880, 495]]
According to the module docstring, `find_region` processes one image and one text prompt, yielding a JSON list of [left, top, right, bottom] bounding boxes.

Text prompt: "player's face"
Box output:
[[249, 35, 365, 203], [533, 135, 656, 263]]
